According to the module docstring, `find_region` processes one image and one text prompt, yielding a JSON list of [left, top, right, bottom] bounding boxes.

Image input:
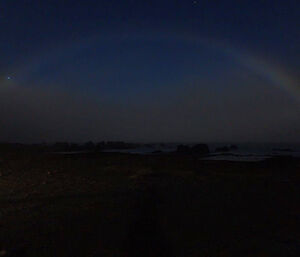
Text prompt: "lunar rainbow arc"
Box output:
[[6, 32, 300, 103]]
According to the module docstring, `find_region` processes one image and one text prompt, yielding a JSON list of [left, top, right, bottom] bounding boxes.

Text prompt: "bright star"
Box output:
[[7, 76, 11, 80]]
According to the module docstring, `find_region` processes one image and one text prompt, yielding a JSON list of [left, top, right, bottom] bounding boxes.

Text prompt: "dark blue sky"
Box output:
[[0, 0, 299, 142]]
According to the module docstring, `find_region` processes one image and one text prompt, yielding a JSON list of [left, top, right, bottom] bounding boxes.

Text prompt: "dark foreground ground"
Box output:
[[0, 152, 299, 256]]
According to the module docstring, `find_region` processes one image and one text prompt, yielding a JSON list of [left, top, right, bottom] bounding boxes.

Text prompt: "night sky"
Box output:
[[1, 0, 299, 143]]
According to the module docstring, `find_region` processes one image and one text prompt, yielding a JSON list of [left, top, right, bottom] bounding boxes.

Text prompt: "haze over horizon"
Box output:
[[1, 1, 299, 143]]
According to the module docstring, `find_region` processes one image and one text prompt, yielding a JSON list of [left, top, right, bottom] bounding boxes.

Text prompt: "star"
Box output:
[[7, 76, 11, 80]]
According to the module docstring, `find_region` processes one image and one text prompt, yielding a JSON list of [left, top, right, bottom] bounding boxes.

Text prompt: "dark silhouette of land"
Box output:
[[0, 148, 299, 256]]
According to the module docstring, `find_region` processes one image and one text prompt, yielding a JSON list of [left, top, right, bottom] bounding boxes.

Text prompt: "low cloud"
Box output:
[[1, 76, 300, 143]]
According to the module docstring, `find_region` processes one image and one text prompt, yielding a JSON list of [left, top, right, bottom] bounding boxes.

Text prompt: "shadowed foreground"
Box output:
[[0, 152, 299, 256]]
